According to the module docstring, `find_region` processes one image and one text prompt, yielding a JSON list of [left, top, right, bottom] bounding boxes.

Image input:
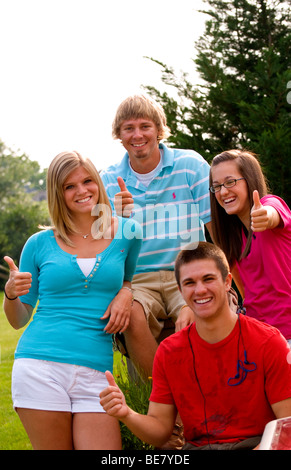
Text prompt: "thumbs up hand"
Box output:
[[99, 371, 130, 419], [251, 190, 273, 232], [4, 256, 32, 299], [114, 177, 134, 218], [252, 190, 262, 211]]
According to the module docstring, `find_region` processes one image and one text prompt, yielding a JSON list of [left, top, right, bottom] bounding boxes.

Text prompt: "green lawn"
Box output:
[[0, 292, 151, 450], [0, 292, 32, 450]]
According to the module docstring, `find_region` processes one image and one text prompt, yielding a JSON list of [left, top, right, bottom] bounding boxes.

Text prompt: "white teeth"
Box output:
[[132, 143, 146, 147], [224, 197, 235, 203], [77, 196, 90, 203], [195, 298, 211, 304]]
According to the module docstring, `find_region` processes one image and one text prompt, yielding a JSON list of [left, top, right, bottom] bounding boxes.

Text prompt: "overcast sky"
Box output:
[[0, 0, 207, 170]]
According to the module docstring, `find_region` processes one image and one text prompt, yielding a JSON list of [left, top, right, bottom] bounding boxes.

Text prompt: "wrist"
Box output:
[[120, 406, 136, 425], [4, 285, 18, 301], [121, 286, 132, 293], [121, 286, 134, 306], [180, 304, 189, 311]]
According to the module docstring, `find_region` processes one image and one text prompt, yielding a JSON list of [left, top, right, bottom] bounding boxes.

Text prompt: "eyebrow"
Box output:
[[212, 175, 236, 183], [63, 176, 91, 187], [181, 273, 218, 284], [121, 120, 153, 127]]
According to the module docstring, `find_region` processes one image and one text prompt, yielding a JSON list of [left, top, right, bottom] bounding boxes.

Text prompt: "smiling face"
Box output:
[[211, 160, 250, 226], [119, 118, 161, 173], [63, 165, 99, 217], [179, 259, 232, 322]]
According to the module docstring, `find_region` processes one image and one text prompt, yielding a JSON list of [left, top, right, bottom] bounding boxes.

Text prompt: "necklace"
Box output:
[[82, 233, 90, 239]]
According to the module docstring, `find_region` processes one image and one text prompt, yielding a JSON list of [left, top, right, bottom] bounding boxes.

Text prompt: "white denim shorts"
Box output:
[[12, 358, 108, 413]]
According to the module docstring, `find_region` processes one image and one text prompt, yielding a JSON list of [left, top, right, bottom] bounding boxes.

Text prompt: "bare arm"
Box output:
[[3, 256, 33, 329], [4, 297, 33, 330], [271, 397, 291, 419], [121, 401, 176, 447], [101, 281, 133, 334]]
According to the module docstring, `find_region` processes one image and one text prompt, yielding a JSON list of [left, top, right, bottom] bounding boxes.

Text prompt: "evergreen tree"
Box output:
[[144, 0, 291, 203], [0, 141, 49, 286]]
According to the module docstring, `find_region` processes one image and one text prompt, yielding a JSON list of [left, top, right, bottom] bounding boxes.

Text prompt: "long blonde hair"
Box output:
[[46, 151, 112, 246]]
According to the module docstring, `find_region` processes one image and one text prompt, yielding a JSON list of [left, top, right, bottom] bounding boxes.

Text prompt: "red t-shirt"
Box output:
[[150, 315, 291, 447]]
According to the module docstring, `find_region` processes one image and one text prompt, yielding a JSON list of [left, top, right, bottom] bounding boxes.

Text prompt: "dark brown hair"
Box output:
[[175, 241, 230, 287], [209, 149, 269, 266]]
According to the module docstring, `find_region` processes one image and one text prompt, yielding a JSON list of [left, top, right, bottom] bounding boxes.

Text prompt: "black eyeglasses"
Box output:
[[210, 178, 245, 193]]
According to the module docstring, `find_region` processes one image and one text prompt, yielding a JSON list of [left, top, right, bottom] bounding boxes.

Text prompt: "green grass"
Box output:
[[114, 358, 154, 450], [0, 292, 33, 450], [0, 292, 152, 450]]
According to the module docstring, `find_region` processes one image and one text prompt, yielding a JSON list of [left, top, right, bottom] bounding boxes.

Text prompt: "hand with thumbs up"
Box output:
[[114, 177, 134, 218], [3, 256, 33, 329], [100, 371, 176, 446], [4, 256, 32, 300], [99, 371, 130, 419], [251, 190, 281, 232]]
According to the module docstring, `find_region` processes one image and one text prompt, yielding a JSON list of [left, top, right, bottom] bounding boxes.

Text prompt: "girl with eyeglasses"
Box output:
[[209, 149, 291, 345]]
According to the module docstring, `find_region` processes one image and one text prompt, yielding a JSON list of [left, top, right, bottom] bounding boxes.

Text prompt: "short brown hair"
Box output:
[[175, 241, 230, 287], [112, 94, 171, 141]]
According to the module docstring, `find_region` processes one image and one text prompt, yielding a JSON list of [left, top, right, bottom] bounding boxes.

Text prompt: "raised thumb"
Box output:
[[105, 370, 117, 387], [4, 256, 19, 272], [117, 176, 128, 192], [252, 190, 262, 210]]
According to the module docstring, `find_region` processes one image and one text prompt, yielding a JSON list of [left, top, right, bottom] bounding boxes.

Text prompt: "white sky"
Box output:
[[0, 0, 207, 171]]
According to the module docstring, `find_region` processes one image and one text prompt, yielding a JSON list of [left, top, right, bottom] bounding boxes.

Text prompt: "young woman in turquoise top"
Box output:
[[3, 151, 142, 450]]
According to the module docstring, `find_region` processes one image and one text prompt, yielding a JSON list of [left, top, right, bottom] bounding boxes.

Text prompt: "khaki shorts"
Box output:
[[131, 271, 186, 341]]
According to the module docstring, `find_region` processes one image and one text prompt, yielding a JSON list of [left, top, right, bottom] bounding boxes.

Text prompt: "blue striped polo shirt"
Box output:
[[101, 144, 211, 273]]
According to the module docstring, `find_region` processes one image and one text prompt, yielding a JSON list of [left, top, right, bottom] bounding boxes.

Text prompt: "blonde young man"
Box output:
[[101, 95, 213, 382]]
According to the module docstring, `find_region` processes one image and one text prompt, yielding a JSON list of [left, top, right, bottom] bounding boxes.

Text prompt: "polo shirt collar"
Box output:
[[121, 143, 174, 188], [160, 143, 174, 168]]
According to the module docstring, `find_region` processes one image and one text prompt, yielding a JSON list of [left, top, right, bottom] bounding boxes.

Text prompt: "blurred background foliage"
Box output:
[[0, 141, 50, 287], [143, 0, 291, 204], [1, 0, 290, 287]]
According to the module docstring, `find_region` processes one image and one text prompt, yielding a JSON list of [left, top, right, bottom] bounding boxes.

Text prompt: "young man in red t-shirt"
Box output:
[[100, 242, 291, 450]]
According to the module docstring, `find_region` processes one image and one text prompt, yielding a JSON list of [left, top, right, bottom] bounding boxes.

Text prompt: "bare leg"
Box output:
[[73, 412, 121, 450], [124, 300, 158, 380], [16, 408, 73, 450], [17, 409, 122, 450]]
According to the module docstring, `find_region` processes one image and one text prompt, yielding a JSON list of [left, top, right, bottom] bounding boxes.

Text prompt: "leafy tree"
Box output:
[[0, 141, 50, 286], [144, 0, 291, 203]]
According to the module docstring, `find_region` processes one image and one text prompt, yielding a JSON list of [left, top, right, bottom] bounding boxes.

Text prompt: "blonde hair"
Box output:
[[112, 94, 171, 141], [46, 151, 112, 246]]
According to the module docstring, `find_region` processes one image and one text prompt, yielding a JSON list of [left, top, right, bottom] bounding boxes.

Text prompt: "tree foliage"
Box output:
[[0, 141, 50, 286], [144, 0, 291, 203]]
